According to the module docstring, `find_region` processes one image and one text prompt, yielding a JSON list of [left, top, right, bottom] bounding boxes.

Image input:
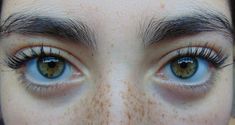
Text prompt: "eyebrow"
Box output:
[[141, 11, 234, 46], [0, 13, 96, 49]]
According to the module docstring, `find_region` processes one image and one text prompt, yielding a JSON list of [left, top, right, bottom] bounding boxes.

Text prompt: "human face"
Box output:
[[0, 0, 233, 125]]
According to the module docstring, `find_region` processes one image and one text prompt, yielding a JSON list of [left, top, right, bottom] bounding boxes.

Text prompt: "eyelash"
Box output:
[[6, 43, 227, 69], [5, 46, 62, 69], [172, 44, 227, 68]]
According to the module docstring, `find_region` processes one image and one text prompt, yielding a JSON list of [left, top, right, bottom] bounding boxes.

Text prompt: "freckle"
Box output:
[[127, 112, 131, 120]]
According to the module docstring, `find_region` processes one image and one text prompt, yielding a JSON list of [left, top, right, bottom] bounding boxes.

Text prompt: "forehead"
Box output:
[[2, 0, 230, 22], [1, 0, 232, 50]]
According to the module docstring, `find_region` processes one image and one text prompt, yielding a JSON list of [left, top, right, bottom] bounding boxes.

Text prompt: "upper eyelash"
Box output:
[[173, 44, 228, 68], [5, 46, 62, 69], [5, 43, 228, 70]]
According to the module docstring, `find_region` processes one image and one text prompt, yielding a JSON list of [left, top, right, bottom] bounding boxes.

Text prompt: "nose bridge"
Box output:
[[101, 62, 131, 124], [91, 60, 148, 125], [90, 17, 146, 123]]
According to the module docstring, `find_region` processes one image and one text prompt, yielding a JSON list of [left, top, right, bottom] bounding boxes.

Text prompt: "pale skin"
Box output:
[[0, 0, 234, 125]]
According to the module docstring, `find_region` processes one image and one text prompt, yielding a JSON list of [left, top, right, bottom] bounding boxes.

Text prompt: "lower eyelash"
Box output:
[[18, 71, 74, 96], [16, 69, 59, 95], [154, 71, 215, 98]]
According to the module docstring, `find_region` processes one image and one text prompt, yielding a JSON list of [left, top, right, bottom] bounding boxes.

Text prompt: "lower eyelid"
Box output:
[[19, 71, 86, 97], [152, 78, 213, 98]]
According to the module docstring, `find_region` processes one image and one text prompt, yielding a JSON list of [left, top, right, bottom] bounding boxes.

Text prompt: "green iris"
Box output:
[[37, 57, 65, 79], [170, 57, 198, 79]]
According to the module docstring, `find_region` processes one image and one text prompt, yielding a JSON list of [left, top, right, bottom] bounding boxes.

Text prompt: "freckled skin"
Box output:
[[0, 0, 233, 125], [79, 83, 111, 125]]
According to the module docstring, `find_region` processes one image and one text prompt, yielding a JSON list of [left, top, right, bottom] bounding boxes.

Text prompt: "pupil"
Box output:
[[48, 61, 56, 68], [180, 62, 188, 69]]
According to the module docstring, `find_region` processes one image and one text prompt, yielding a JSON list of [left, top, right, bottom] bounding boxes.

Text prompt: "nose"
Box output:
[[102, 63, 130, 124], [89, 63, 147, 125]]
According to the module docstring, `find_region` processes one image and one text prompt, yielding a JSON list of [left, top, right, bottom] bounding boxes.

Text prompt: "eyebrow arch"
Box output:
[[0, 13, 96, 49], [142, 11, 234, 46]]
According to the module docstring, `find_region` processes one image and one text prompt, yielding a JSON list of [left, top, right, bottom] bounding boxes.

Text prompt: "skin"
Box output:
[[0, 0, 233, 125]]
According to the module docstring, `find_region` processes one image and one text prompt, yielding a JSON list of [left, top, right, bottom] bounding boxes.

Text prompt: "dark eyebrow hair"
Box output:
[[141, 11, 234, 46], [0, 13, 96, 49]]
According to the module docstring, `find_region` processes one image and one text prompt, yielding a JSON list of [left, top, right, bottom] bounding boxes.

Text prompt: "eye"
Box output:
[[165, 57, 209, 83], [170, 57, 198, 79], [153, 46, 228, 97], [26, 56, 73, 85], [5, 46, 85, 95]]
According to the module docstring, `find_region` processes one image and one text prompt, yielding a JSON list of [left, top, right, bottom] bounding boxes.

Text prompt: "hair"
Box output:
[[231, 0, 235, 30], [0, 0, 2, 17]]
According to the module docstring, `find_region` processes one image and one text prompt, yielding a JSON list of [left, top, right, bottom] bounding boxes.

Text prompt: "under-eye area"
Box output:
[[151, 44, 228, 99], [4, 45, 86, 96]]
